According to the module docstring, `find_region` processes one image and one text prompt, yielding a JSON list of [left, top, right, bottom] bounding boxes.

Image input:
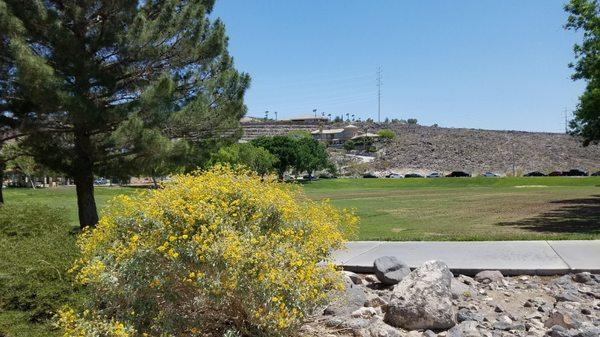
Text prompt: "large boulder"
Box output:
[[373, 256, 411, 285], [324, 275, 368, 316], [384, 260, 456, 330], [474, 270, 503, 284]]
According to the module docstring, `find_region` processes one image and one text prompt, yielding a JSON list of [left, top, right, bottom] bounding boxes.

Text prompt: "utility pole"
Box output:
[[265, 110, 269, 121], [376, 66, 382, 123], [313, 108, 317, 118], [274, 111, 278, 121], [564, 108, 569, 134]]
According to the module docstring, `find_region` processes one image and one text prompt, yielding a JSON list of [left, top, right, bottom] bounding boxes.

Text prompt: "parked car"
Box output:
[[426, 172, 443, 178], [563, 169, 588, 176], [446, 171, 471, 177], [386, 173, 403, 179], [481, 172, 499, 177], [548, 171, 563, 176], [524, 171, 546, 177], [591, 171, 600, 176], [363, 172, 377, 178], [404, 173, 424, 178], [94, 177, 109, 185]]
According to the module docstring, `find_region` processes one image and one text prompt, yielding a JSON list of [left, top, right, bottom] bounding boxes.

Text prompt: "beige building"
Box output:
[[310, 124, 379, 144]]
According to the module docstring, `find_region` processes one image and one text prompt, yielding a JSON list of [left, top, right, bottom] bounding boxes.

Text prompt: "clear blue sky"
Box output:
[[213, 0, 584, 132]]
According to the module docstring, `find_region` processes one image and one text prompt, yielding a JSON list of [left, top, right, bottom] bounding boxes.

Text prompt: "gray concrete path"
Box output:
[[333, 241, 600, 276]]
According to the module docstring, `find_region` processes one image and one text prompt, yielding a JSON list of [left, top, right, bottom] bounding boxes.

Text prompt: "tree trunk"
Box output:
[[151, 176, 158, 189], [73, 131, 99, 228], [74, 169, 98, 228]]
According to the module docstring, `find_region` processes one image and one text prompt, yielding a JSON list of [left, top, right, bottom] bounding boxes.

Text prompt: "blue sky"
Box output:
[[213, 0, 584, 132]]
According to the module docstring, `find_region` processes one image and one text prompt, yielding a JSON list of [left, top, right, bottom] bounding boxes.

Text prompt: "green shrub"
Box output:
[[343, 140, 356, 151], [61, 166, 356, 337], [377, 129, 396, 140], [0, 203, 82, 323]]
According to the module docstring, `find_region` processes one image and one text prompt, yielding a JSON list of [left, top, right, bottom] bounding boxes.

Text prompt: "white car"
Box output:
[[387, 173, 403, 179], [482, 172, 500, 177], [426, 172, 443, 178]]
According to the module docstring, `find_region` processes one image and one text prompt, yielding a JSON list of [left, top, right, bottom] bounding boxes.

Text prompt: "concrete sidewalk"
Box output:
[[332, 241, 600, 276]]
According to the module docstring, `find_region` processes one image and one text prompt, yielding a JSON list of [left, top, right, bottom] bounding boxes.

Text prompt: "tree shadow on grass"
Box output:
[[495, 195, 600, 235]]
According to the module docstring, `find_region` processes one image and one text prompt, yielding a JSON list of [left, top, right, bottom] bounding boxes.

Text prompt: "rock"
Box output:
[[385, 260, 456, 330], [493, 321, 525, 332], [343, 271, 365, 285], [365, 274, 380, 283], [423, 330, 438, 337], [544, 312, 578, 329], [373, 256, 411, 285], [573, 272, 596, 285], [573, 327, 600, 337], [474, 271, 504, 284], [365, 292, 388, 308], [451, 278, 475, 299], [328, 317, 371, 330], [352, 307, 378, 319], [324, 275, 367, 316], [545, 325, 573, 337], [367, 320, 404, 337], [555, 292, 580, 302], [447, 321, 482, 337], [457, 274, 477, 286], [456, 308, 484, 323], [497, 315, 512, 325]]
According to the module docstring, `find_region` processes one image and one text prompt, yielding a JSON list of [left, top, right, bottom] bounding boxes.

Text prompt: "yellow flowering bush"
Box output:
[[60, 165, 357, 337]]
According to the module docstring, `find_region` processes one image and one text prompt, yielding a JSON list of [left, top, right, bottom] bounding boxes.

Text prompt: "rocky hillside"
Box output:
[[241, 121, 600, 175], [370, 124, 600, 175]]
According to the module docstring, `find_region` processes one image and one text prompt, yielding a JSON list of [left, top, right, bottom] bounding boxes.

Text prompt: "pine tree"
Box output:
[[0, 0, 250, 227]]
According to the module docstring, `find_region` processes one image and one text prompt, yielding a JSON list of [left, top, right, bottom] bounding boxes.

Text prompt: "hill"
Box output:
[[241, 121, 600, 175], [371, 124, 600, 175]]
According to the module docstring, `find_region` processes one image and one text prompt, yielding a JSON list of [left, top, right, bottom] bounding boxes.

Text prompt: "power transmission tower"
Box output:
[[376, 66, 382, 123]]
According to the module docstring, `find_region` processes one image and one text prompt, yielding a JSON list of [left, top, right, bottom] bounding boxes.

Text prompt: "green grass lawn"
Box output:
[[4, 177, 600, 241], [302, 177, 600, 241]]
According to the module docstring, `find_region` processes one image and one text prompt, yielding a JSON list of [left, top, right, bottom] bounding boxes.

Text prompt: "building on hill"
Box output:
[[311, 124, 362, 144], [240, 116, 266, 123], [351, 132, 381, 140], [287, 115, 329, 124]]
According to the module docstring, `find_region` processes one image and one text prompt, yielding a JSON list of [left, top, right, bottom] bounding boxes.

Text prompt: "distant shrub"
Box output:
[[377, 129, 396, 140], [0, 203, 81, 322], [343, 140, 356, 151], [407, 118, 418, 125], [61, 166, 356, 337], [209, 143, 278, 176]]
